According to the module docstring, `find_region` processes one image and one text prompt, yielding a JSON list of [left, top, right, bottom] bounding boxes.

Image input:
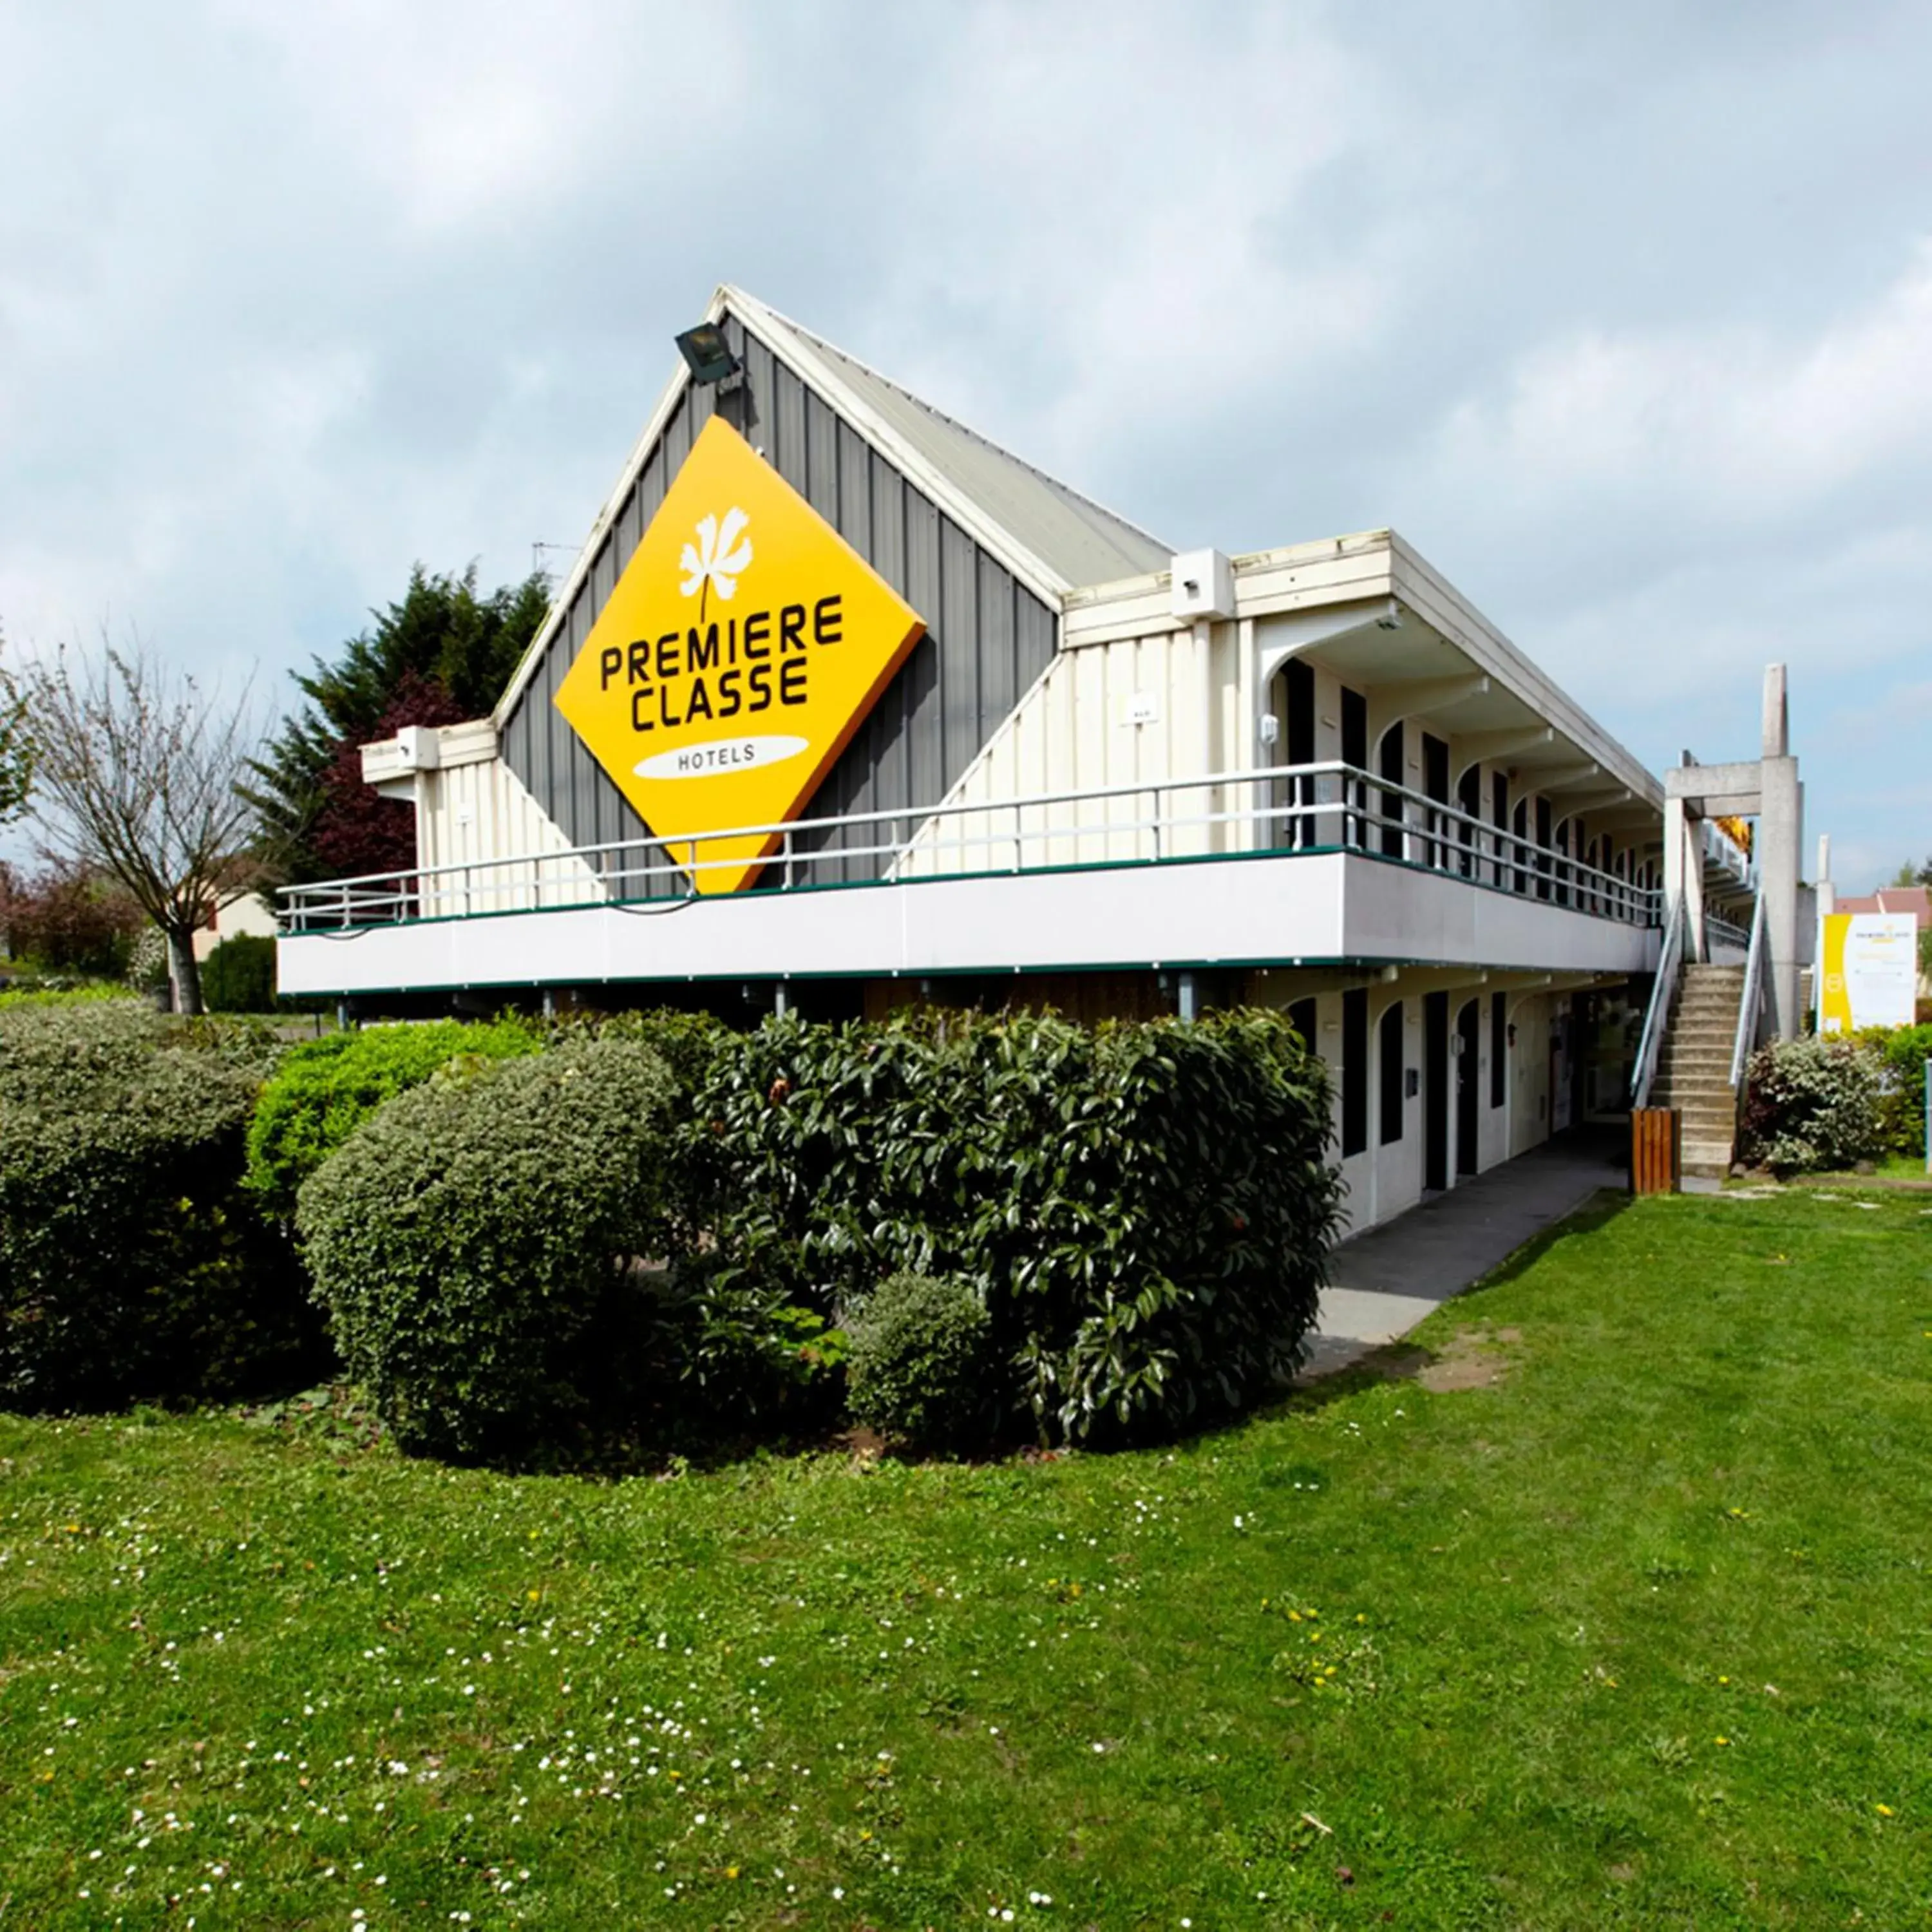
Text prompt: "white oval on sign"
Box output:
[[633, 735, 810, 782]]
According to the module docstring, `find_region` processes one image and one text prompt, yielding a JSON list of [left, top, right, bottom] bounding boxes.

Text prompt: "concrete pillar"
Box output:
[[1177, 970, 1199, 1022], [773, 978, 791, 1018], [1662, 795, 1705, 957], [1757, 662, 1803, 1038], [1816, 833, 1835, 918], [1759, 755, 1803, 1037]]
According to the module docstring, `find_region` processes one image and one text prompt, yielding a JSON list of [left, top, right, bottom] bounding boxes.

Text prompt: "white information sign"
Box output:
[[1818, 911, 1918, 1032]]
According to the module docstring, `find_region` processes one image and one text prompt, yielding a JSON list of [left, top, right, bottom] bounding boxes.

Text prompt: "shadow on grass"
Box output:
[[1276, 1186, 1636, 1419]]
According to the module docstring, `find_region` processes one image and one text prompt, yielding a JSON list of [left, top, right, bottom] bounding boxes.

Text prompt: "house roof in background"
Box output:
[[1834, 884, 1931, 919]]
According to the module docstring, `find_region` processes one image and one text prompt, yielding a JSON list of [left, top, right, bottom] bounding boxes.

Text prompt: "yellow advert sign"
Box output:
[[554, 415, 925, 893]]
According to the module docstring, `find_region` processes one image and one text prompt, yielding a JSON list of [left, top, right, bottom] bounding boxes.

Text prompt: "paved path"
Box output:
[[1304, 1126, 1627, 1376]]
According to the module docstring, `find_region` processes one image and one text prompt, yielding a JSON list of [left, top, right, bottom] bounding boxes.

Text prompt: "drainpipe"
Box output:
[[1177, 971, 1199, 1023]]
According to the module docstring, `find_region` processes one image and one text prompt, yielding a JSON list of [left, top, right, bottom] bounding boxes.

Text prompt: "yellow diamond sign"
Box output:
[[554, 415, 925, 894]]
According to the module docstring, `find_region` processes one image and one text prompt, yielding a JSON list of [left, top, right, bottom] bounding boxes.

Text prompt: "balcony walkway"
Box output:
[[1305, 1124, 1628, 1376]]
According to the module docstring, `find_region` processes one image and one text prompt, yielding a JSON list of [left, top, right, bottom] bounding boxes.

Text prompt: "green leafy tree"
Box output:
[[244, 564, 549, 884]]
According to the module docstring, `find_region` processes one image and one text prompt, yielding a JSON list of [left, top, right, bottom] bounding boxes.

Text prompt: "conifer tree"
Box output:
[[245, 564, 549, 883]]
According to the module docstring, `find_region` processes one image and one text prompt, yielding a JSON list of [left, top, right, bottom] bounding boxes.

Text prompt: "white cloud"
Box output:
[[1439, 239, 1932, 511], [1, 0, 1930, 882]]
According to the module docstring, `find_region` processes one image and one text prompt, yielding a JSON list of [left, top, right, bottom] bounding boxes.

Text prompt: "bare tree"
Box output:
[[20, 638, 270, 1014], [0, 625, 33, 827]]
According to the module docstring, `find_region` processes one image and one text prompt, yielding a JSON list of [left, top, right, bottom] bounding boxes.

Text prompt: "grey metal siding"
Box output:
[[499, 309, 1059, 894]]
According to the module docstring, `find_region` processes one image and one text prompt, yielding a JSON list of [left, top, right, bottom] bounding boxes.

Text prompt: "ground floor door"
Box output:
[[1455, 996, 1480, 1176], [1425, 990, 1450, 1191]]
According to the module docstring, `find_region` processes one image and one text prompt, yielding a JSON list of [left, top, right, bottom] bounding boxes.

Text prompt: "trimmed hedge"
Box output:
[[0, 1004, 317, 1408], [296, 1039, 677, 1461], [692, 1009, 1341, 1445], [245, 1018, 542, 1216]]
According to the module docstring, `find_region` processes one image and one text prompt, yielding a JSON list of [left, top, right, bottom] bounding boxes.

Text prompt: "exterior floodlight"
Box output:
[[675, 322, 741, 384]]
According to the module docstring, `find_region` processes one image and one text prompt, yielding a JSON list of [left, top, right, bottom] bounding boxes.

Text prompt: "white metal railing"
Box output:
[[1631, 893, 1686, 1110], [1729, 893, 1768, 1090], [1700, 817, 1754, 891], [1706, 909, 1752, 953], [276, 759, 1664, 934]]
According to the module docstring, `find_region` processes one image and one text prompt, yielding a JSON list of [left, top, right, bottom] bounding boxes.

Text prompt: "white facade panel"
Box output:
[[280, 852, 1656, 998]]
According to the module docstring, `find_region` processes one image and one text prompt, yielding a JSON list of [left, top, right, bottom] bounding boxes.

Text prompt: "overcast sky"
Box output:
[[3, 1, 1928, 885]]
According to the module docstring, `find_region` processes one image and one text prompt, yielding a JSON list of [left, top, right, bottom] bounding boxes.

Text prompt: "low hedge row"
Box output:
[[3, 999, 1342, 1461]]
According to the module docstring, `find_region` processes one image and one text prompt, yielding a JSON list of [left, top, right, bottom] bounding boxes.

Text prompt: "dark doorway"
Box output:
[[1341, 988, 1368, 1157], [1287, 996, 1318, 1050], [1378, 724, 1405, 858], [1423, 734, 1450, 869], [1424, 990, 1450, 1192], [1341, 687, 1368, 846], [1282, 658, 1316, 848], [1456, 764, 1480, 878], [1455, 998, 1480, 1177]]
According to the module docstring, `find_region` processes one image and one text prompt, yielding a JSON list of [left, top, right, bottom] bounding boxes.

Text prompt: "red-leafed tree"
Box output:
[[310, 672, 470, 882]]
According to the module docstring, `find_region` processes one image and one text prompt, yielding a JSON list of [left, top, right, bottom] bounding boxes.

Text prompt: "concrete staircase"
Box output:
[[1651, 963, 1747, 1181]]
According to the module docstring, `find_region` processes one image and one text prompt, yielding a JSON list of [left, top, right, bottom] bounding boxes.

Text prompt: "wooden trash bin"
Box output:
[[1630, 1108, 1679, 1195]]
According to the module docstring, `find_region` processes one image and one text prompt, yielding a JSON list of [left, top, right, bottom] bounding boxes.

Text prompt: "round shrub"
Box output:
[[1739, 1035, 1884, 1176], [246, 1016, 541, 1217], [845, 1271, 994, 1452], [295, 1038, 676, 1461], [0, 1002, 315, 1408]]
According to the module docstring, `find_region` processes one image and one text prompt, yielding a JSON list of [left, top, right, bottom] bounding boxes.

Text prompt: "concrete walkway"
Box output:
[[1305, 1126, 1627, 1376]]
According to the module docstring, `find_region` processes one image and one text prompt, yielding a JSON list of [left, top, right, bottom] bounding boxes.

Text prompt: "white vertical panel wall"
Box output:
[[413, 744, 604, 916], [894, 620, 1241, 876]]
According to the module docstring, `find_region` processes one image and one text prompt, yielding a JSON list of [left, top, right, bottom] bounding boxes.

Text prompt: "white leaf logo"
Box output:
[[679, 507, 752, 620]]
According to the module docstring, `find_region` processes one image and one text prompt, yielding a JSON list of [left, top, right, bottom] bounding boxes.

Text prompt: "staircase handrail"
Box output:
[[1632, 893, 1686, 1110], [1728, 892, 1768, 1091]]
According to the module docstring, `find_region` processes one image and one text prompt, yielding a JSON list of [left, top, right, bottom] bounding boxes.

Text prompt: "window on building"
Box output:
[[1379, 999, 1405, 1145], [1341, 989, 1368, 1157], [1490, 990, 1506, 1108]]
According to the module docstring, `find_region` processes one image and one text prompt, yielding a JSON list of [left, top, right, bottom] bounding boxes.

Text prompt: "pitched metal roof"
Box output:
[[723, 286, 1172, 594], [496, 285, 1171, 725]]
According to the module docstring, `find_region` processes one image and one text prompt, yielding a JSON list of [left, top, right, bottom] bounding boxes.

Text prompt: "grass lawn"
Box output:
[[3, 1189, 1929, 1929]]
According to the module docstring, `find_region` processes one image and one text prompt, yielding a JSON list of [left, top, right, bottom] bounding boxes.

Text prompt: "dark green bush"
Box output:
[[1739, 1035, 1884, 1175], [570, 1007, 730, 1096], [202, 933, 278, 1012], [295, 1039, 676, 1461], [846, 1271, 994, 1452], [0, 1003, 317, 1408], [692, 1008, 1341, 1446], [645, 1253, 848, 1439], [245, 1017, 541, 1216]]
